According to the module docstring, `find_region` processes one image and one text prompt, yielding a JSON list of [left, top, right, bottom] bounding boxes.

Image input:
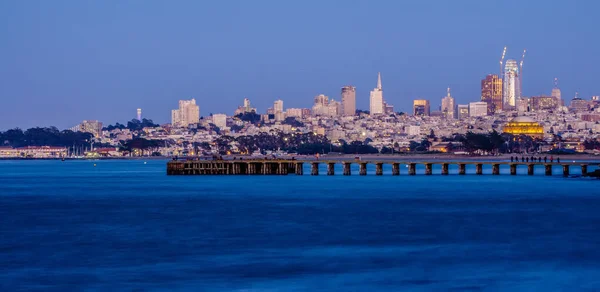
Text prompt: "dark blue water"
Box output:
[[2, 160, 600, 291]]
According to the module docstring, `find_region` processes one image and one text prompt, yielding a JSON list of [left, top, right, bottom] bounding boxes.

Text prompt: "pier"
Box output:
[[167, 159, 594, 176]]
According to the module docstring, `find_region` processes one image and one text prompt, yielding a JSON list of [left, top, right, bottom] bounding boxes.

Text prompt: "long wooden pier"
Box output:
[[167, 159, 595, 176]]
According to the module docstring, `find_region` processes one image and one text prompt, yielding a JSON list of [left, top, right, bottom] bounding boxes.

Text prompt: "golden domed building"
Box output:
[[502, 116, 544, 139]]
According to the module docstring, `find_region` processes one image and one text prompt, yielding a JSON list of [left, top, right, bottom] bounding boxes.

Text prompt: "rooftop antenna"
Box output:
[[499, 46, 507, 78]]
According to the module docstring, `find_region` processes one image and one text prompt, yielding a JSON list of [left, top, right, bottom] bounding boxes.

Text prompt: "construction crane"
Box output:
[[499, 46, 507, 77], [519, 49, 526, 95]]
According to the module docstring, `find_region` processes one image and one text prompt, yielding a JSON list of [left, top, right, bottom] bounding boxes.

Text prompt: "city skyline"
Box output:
[[1, 0, 599, 129]]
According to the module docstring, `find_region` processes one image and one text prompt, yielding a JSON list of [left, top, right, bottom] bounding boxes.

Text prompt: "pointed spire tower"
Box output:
[[377, 72, 382, 90], [370, 72, 384, 115]]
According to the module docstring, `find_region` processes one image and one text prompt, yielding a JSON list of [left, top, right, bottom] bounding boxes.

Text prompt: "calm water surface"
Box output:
[[1, 160, 600, 291]]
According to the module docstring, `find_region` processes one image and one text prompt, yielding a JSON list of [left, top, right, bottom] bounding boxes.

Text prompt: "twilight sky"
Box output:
[[1, 0, 598, 130]]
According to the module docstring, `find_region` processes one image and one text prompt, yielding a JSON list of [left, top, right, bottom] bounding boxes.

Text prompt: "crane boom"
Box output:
[[499, 46, 507, 77]]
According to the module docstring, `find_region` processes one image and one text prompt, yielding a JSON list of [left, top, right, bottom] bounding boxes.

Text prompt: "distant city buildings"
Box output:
[[234, 98, 257, 115], [469, 101, 488, 117], [341, 86, 356, 116], [71, 120, 103, 137], [286, 108, 303, 119], [369, 73, 384, 115], [172, 99, 200, 127], [441, 88, 455, 119], [481, 74, 503, 114], [212, 113, 227, 129], [530, 95, 558, 111], [570, 92, 589, 112], [413, 99, 430, 116], [457, 104, 469, 119]]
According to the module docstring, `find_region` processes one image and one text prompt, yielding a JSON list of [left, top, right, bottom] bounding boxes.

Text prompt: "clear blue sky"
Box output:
[[1, 0, 598, 129]]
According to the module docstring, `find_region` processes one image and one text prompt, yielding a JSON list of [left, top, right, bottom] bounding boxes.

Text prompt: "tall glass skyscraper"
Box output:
[[503, 60, 520, 109]]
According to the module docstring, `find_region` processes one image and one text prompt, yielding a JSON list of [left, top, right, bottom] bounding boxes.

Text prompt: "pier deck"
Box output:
[[167, 159, 596, 176]]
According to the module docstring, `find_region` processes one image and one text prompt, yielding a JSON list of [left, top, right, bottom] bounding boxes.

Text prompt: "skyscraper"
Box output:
[[457, 104, 469, 119], [273, 100, 284, 121], [312, 94, 330, 116], [341, 86, 356, 116], [503, 60, 520, 109], [136, 108, 142, 121], [369, 72, 384, 115], [551, 78, 562, 107], [481, 74, 503, 114], [171, 99, 200, 127], [441, 87, 455, 119], [413, 99, 430, 116]]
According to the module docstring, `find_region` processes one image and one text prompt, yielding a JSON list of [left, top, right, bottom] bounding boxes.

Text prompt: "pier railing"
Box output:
[[167, 159, 594, 176]]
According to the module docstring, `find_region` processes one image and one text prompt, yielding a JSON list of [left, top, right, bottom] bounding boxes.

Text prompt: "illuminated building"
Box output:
[[71, 120, 103, 137], [481, 74, 503, 114], [341, 86, 356, 116], [517, 97, 530, 112], [551, 78, 562, 106], [273, 100, 284, 121], [413, 99, 430, 116], [530, 95, 558, 111], [441, 87, 455, 119], [570, 92, 589, 112], [137, 108, 142, 121], [502, 116, 544, 139], [469, 102, 488, 117], [457, 104, 469, 119], [503, 60, 520, 109], [370, 73, 384, 115], [172, 99, 200, 127]]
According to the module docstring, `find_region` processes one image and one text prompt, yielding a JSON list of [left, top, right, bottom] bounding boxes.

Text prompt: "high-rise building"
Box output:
[[469, 101, 488, 117], [551, 78, 562, 107], [136, 108, 142, 121], [341, 86, 356, 116], [383, 101, 394, 114], [312, 94, 330, 116], [441, 87, 456, 119], [286, 108, 303, 119], [503, 60, 520, 109], [457, 104, 469, 119], [212, 113, 227, 129], [530, 96, 558, 111], [234, 98, 257, 115], [171, 99, 200, 127], [517, 97, 530, 112], [273, 100, 284, 121], [72, 120, 103, 137], [369, 72, 384, 115], [481, 74, 503, 114], [413, 99, 430, 116], [570, 92, 590, 112]]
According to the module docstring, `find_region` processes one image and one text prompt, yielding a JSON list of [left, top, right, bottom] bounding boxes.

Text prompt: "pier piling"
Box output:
[[458, 164, 466, 175], [492, 164, 500, 175], [545, 164, 552, 176], [392, 163, 400, 176], [562, 165, 569, 176], [510, 164, 517, 175], [311, 162, 319, 176], [441, 163, 449, 175], [327, 162, 335, 176], [425, 163, 432, 175], [527, 164, 534, 175], [359, 163, 367, 176], [582, 165, 588, 175], [375, 163, 383, 175], [408, 163, 416, 175], [476, 164, 483, 175], [343, 162, 351, 175]]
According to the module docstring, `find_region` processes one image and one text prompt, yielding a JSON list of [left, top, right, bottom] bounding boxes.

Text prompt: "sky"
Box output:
[[1, 0, 599, 130]]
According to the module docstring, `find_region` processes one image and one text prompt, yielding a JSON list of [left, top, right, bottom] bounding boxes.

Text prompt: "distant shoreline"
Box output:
[[3, 153, 600, 163]]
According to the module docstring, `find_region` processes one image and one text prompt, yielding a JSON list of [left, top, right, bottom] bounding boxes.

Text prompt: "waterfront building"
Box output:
[[212, 113, 227, 129], [0, 146, 68, 158], [369, 73, 384, 115], [530, 95, 558, 111], [469, 102, 488, 117], [341, 86, 356, 116], [481, 74, 503, 114], [503, 60, 520, 109], [413, 99, 430, 116], [441, 87, 456, 119], [457, 104, 469, 119], [502, 116, 544, 139], [172, 99, 200, 127]]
